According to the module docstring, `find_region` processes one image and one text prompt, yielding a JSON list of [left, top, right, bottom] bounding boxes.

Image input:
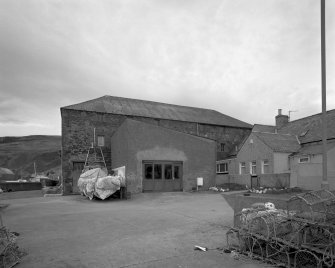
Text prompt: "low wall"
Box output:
[[0, 182, 42, 192], [228, 174, 251, 187], [259, 173, 290, 188]]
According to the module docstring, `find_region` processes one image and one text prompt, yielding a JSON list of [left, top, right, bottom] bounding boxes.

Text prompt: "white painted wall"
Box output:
[[273, 152, 290, 173]]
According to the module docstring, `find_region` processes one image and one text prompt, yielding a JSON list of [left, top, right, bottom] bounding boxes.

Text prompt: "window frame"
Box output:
[[250, 161, 257, 175], [97, 135, 105, 147], [261, 160, 269, 174], [239, 162, 246, 175], [216, 162, 228, 174], [298, 156, 310, 164], [220, 143, 225, 152]]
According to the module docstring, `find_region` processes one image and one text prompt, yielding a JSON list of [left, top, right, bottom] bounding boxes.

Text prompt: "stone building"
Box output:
[[61, 95, 252, 194]]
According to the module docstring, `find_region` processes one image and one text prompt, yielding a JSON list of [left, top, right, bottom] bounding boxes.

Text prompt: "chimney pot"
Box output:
[[278, 109, 282, 115]]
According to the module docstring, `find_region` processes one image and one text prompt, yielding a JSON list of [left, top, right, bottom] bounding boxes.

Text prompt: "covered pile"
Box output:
[[78, 168, 126, 200]]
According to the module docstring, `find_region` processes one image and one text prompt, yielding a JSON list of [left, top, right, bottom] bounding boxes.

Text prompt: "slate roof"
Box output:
[[253, 132, 301, 153], [292, 141, 335, 156], [252, 124, 276, 133], [278, 109, 335, 144], [62, 95, 252, 128]]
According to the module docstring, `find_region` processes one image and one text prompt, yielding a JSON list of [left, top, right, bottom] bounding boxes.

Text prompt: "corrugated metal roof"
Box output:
[[62, 95, 252, 128], [254, 132, 301, 153], [278, 109, 335, 144]]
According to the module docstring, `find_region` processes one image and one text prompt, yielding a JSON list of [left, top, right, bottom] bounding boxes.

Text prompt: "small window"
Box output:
[[174, 166, 180, 179], [261, 160, 269, 174], [164, 164, 172, 180], [239, 162, 246, 175], [220, 143, 225, 152], [299, 156, 310, 163], [97, 135, 105, 147], [216, 163, 228, 174], [250, 161, 256, 175], [144, 164, 153, 179], [154, 164, 162, 179]]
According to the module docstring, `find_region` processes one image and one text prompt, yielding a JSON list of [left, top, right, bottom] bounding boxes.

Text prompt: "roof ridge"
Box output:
[[284, 108, 335, 125]]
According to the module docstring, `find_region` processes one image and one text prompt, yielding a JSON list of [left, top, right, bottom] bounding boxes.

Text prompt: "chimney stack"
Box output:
[[275, 109, 289, 129]]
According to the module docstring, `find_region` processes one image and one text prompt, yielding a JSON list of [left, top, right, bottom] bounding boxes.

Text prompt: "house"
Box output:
[[61, 95, 252, 194], [217, 109, 335, 190]]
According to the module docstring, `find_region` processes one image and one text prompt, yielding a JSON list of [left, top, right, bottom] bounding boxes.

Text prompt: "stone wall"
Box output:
[[61, 108, 250, 194]]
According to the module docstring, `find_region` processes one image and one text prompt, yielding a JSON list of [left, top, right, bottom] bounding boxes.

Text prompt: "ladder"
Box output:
[[84, 145, 107, 170]]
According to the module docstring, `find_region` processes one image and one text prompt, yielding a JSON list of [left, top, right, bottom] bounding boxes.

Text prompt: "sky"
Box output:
[[0, 0, 334, 136]]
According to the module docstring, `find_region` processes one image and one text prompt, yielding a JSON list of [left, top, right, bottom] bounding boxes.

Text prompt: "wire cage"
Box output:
[[287, 190, 335, 223], [247, 210, 288, 240], [294, 249, 322, 268]]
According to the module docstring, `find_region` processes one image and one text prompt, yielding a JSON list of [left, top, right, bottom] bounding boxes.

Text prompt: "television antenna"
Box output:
[[288, 110, 298, 121]]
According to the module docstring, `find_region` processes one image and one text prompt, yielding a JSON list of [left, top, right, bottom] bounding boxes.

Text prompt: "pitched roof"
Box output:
[[292, 141, 335, 156], [278, 109, 335, 144], [62, 96, 252, 128], [252, 124, 276, 133], [254, 132, 301, 153]]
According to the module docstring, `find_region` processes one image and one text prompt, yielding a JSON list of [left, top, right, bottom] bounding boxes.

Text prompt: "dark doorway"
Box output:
[[143, 161, 183, 192]]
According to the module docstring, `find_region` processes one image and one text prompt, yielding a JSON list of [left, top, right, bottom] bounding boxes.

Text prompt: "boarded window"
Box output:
[[97, 135, 105, 147]]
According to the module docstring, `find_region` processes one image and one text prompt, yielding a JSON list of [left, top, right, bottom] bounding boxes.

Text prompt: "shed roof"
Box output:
[[62, 95, 252, 128], [254, 132, 301, 153]]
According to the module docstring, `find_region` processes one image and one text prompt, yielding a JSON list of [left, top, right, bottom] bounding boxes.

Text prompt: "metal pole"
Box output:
[[321, 0, 328, 189]]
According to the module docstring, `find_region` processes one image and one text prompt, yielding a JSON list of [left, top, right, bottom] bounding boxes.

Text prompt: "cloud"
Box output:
[[0, 0, 334, 136]]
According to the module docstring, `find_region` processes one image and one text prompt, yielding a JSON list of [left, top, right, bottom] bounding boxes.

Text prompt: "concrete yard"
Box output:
[[1, 192, 267, 268]]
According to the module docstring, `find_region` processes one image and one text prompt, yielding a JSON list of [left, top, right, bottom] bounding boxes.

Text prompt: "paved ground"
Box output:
[[1, 191, 268, 268]]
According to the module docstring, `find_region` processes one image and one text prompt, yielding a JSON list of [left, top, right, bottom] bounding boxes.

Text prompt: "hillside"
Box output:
[[0, 135, 61, 179]]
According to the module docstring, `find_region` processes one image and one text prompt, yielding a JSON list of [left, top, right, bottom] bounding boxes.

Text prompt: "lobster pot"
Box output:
[[326, 200, 335, 222], [275, 219, 306, 246], [287, 190, 335, 223], [266, 241, 291, 267], [302, 224, 335, 250], [294, 250, 322, 268], [226, 228, 241, 250], [245, 235, 266, 260], [248, 212, 286, 240], [235, 209, 263, 229]]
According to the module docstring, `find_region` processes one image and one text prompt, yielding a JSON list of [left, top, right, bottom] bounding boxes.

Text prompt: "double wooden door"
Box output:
[[143, 161, 183, 192]]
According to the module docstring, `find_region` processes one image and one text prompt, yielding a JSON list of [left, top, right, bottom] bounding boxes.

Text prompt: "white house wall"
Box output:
[[290, 146, 335, 190], [273, 153, 290, 174]]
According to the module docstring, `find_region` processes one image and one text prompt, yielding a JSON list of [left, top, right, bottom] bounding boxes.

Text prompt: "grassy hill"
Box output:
[[0, 135, 61, 179]]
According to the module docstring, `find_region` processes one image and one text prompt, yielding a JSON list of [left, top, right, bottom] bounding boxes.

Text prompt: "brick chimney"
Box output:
[[275, 109, 289, 129]]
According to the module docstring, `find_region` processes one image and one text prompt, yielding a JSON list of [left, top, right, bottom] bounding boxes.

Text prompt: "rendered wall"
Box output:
[[111, 119, 216, 193], [234, 133, 274, 175], [290, 146, 335, 190]]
